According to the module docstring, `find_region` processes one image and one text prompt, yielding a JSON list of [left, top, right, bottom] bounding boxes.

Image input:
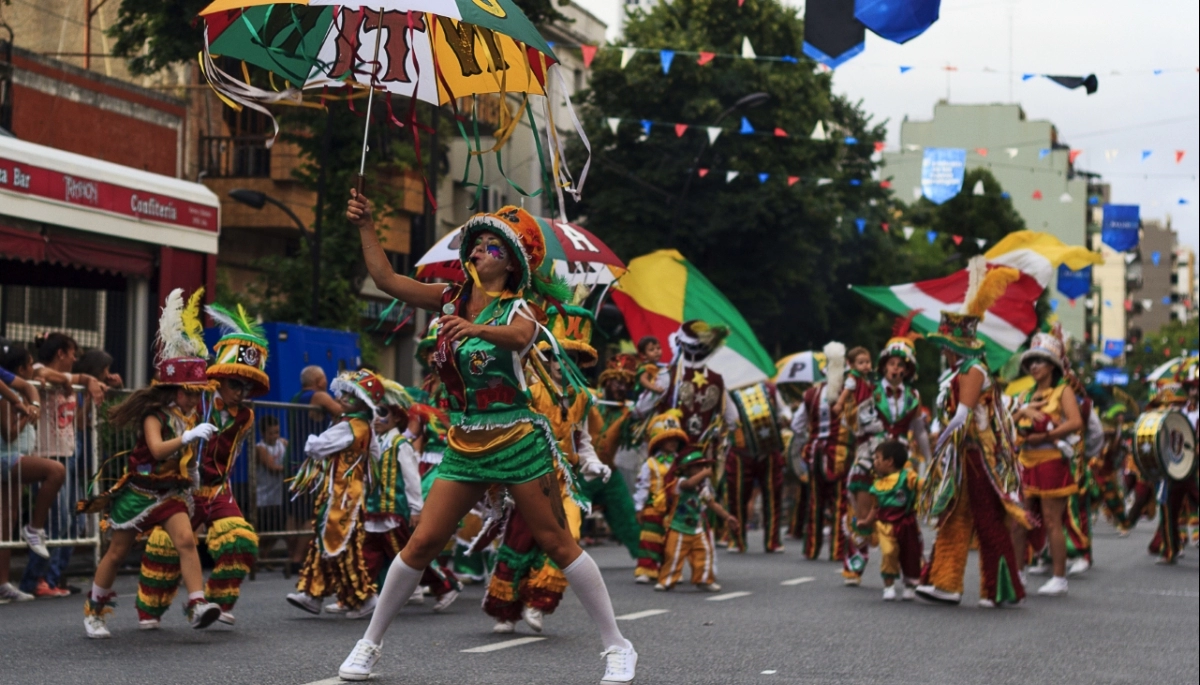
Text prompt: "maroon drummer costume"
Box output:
[[726, 382, 788, 553]]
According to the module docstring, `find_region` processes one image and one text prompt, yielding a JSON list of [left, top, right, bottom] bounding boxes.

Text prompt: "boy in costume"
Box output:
[[655, 450, 739, 592], [916, 257, 1031, 608], [136, 303, 266, 628], [633, 411, 689, 583], [861, 440, 923, 601], [287, 369, 384, 617]]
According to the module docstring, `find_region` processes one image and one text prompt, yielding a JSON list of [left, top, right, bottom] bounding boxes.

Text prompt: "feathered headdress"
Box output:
[[823, 341, 847, 404], [879, 310, 922, 378], [206, 302, 270, 397], [153, 288, 211, 389], [671, 319, 731, 363], [927, 257, 1020, 359]]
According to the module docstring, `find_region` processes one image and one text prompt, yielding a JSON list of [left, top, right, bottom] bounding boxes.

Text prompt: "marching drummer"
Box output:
[[726, 381, 792, 554], [1149, 358, 1199, 565]]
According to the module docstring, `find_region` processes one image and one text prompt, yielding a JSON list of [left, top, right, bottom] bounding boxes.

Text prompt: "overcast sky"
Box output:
[[572, 0, 1200, 250]]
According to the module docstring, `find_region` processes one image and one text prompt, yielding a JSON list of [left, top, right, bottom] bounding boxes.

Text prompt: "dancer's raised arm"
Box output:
[[347, 188, 446, 311]]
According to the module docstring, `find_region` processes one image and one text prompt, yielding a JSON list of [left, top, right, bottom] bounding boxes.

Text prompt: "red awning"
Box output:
[[0, 223, 46, 261], [0, 222, 154, 277]]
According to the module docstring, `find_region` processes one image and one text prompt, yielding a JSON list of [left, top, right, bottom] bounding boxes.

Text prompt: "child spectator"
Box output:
[[655, 450, 739, 593], [636, 336, 665, 395], [255, 415, 289, 565], [861, 440, 923, 602]]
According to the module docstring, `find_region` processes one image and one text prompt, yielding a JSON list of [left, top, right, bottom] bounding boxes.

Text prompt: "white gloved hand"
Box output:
[[181, 423, 217, 445], [580, 459, 612, 483], [934, 404, 971, 453]]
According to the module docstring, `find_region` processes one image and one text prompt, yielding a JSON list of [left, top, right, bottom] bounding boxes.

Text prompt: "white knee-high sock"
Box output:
[[562, 551, 630, 651], [363, 557, 424, 646]]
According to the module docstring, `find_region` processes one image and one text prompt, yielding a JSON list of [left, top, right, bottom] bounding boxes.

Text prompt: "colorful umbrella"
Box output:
[[773, 351, 827, 385], [414, 217, 626, 286], [1146, 357, 1185, 383], [611, 249, 776, 390]]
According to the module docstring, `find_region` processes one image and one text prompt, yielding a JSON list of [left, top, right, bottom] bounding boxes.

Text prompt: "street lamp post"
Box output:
[[672, 92, 770, 228], [228, 188, 320, 323]]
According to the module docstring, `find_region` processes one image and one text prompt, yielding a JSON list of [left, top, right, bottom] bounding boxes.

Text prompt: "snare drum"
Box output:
[[732, 383, 784, 458], [1134, 410, 1198, 483]]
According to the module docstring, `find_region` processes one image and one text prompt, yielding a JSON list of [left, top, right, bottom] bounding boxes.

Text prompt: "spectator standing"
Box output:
[[255, 415, 289, 566]]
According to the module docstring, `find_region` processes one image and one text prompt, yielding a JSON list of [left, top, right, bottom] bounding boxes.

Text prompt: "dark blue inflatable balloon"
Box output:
[[854, 0, 941, 44]]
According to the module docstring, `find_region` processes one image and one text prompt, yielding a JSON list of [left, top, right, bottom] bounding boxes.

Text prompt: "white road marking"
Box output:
[[301, 677, 374, 685], [460, 637, 547, 653], [706, 591, 753, 602], [616, 609, 671, 621], [761, 670, 778, 675], [780, 577, 815, 586], [1121, 588, 1200, 598]]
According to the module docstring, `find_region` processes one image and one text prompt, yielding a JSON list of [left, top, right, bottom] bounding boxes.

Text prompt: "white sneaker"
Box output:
[[882, 586, 897, 602], [21, 525, 51, 559], [187, 600, 222, 629], [407, 587, 426, 605], [493, 620, 515, 634], [338, 639, 382, 682], [522, 605, 544, 633], [324, 601, 349, 614], [1068, 558, 1090, 576], [218, 611, 235, 626], [843, 575, 862, 587], [1037, 577, 1069, 597], [699, 582, 722, 592], [432, 589, 460, 613], [286, 592, 322, 615], [1019, 570, 1028, 587], [1027, 560, 1049, 576], [85, 614, 111, 639], [634, 575, 651, 585], [653, 583, 668, 592], [915, 585, 962, 605], [901, 587, 916, 602], [0, 582, 34, 603], [138, 618, 161, 630], [346, 595, 378, 620], [600, 642, 638, 685]]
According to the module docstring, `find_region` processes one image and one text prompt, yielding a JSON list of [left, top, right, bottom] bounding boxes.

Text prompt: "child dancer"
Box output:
[[839, 346, 877, 585], [286, 370, 383, 617], [79, 289, 220, 638], [862, 441, 923, 601], [655, 450, 739, 592], [136, 303, 266, 628], [633, 411, 688, 584]]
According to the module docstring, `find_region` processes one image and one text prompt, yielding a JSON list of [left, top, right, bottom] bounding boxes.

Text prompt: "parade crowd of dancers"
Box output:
[[22, 198, 1197, 684]]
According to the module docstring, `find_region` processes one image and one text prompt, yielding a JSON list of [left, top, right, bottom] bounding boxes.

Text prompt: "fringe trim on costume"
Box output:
[[84, 596, 116, 618], [526, 560, 568, 594]]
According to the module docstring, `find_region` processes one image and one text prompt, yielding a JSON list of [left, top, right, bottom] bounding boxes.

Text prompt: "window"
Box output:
[[1, 286, 105, 349]]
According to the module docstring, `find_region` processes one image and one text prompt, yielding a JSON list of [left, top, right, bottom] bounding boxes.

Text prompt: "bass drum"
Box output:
[[1134, 410, 1197, 483], [731, 383, 784, 459]]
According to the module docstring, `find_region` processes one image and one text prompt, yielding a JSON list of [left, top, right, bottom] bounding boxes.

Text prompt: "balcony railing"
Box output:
[[201, 135, 272, 178]]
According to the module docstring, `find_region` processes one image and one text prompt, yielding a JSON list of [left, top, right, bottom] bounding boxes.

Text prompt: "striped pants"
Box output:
[[658, 528, 716, 589], [726, 451, 784, 552]]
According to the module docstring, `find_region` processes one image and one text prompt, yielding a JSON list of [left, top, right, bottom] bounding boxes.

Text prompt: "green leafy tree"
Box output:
[[1118, 320, 1199, 402], [898, 168, 1028, 259]]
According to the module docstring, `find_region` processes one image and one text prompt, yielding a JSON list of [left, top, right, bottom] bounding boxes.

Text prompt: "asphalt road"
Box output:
[[2, 520, 1196, 685]]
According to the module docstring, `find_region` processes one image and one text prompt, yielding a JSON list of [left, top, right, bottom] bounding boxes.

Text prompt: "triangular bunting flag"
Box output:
[[660, 50, 675, 74], [976, 238, 987, 249], [952, 235, 964, 246], [975, 148, 988, 156], [1175, 150, 1186, 163], [697, 52, 716, 66], [741, 37, 756, 59], [1039, 149, 1050, 159], [972, 180, 985, 196], [1141, 150, 1152, 161], [607, 118, 620, 136], [927, 231, 937, 244], [1105, 149, 1118, 161], [1006, 148, 1019, 158], [1069, 149, 1083, 164], [810, 121, 827, 140], [1032, 189, 1043, 200], [855, 218, 867, 235], [620, 48, 637, 69], [740, 117, 755, 134], [899, 66, 913, 73], [902, 226, 915, 240], [880, 222, 890, 233], [787, 176, 800, 186], [675, 123, 688, 138], [706, 127, 722, 145], [816, 178, 833, 186], [698, 168, 709, 178], [580, 45, 598, 69], [641, 120, 652, 136], [880, 180, 892, 189], [774, 128, 788, 137], [912, 187, 922, 200], [726, 171, 740, 183], [1059, 192, 1072, 203], [758, 173, 769, 184], [874, 141, 886, 153]]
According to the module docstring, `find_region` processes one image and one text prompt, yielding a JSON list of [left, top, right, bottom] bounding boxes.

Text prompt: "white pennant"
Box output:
[[1105, 149, 1118, 161], [816, 178, 832, 186], [1006, 148, 1019, 158], [972, 179, 985, 196], [707, 127, 722, 145], [1059, 192, 1073, 203], [902, 226, 915, 240], [607, 118, 620, 136], [726, 171, 740, 183], [810, 121, 826, 141], [976, 238, 987, 249], [904, 144, 921, 152], [741, 37, 756, 59], [912, 187, 922, 200], [620, 48, 637, 69]]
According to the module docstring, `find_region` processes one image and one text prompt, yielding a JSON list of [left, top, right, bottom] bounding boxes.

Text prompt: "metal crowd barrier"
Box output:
[[1, 384, 331, 579]]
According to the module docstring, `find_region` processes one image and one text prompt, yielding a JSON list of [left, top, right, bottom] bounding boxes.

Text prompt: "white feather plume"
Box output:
[[155, 288, 187, 364], [823, 341, 846, 404], [204, 304, 241, 336], [960, 256, 988, 315]]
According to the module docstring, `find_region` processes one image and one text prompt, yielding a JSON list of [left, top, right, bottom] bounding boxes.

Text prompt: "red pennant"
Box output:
[[874, 141, 885, 153], [1070, 299, 1077, 308], [1165, 347, 1171, 356], [738, 0, 745, 5], [675, 123, 688, 137], [1069, 149, 1083, 164], [880, 180, 892, 189], [697, 52, 716, 66], [975, 147, 988, 156], [1032, 190, 1043, 200], [1176, 150, 1186, 163], [774, 127, 788, 137], [880, 222, 890, 233], [698, 168, 709, 178], [1124, 300, 1133, 311], [952, 235, 964, 245], [580, 45, 598, 69], [787, 176, 800, 186]]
